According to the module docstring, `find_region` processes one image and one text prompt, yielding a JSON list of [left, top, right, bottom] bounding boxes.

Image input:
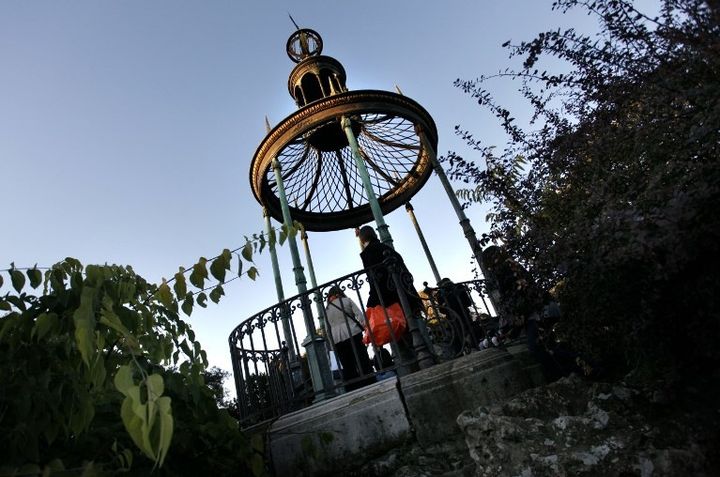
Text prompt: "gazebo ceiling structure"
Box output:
[[250, 28, 438, 232]]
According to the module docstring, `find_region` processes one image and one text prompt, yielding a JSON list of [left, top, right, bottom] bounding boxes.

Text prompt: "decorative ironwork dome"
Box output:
[[250, 29, 438, 231]]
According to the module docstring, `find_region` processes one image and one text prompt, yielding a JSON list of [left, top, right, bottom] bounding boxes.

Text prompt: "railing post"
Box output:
[[229, 339, 247, 418], [341, 115, 394, 248], [271, 159, 335, 401], [386, 252, 436, 370]]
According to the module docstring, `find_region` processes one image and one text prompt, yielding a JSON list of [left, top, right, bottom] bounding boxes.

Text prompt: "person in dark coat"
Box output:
[[437, 277, 480, 352], [357, 226, 421, 312], [481, 245, 546, 336], [481, 245, 564, 380], [357, 225, 421, 365]]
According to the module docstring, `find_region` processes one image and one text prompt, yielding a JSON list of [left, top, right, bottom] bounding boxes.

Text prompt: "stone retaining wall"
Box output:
[[264, 346, 543, 476]]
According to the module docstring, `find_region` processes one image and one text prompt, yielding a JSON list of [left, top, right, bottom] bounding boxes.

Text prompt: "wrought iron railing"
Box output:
[[228, 259, 495, 428]]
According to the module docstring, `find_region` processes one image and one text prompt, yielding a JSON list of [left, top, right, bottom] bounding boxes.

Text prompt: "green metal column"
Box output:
[[299, 226, 328, 331], [272, 159, 335, 400], [405, 202, 442, 284], [341, 115, 394, 248], [263, 207, 297, 363], [416, 127, 499, 312]]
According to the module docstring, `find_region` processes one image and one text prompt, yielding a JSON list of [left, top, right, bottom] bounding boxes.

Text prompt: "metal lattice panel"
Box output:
[[250, 90, 438, 231]]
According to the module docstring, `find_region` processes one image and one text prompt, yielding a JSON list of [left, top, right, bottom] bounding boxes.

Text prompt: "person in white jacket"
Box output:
[[324, 286, 376, 391]]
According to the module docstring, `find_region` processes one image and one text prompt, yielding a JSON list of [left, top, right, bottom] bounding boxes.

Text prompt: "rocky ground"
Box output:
[[353, 373, 720, 477]]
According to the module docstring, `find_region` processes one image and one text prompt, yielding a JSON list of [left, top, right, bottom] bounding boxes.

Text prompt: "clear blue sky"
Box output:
[[1, 1, 612, 388]]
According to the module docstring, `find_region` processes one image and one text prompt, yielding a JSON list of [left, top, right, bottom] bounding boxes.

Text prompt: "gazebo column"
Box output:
[[416, 126, 500, 312], [263, 207, 298, 364], [405, 201, 442, 284], [299, 226, 328, 332], [272, 159, 335, 401], [341, 115, 394, 248]]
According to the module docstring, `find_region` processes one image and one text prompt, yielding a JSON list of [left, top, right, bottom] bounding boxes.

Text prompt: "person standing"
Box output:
[[324, 286, 375, 391], [357, 226, 421, 312], [357, 225, 422, 365]]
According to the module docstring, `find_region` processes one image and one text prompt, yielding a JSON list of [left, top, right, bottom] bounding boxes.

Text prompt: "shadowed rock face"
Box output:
[[457, 374, 720, 477]]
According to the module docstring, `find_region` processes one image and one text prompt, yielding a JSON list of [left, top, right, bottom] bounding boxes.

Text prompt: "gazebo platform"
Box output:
[[257, 344, 543, 476]]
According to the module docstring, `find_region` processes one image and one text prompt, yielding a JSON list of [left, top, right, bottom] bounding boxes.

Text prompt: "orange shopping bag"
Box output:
[[362, 303, 407, 346]]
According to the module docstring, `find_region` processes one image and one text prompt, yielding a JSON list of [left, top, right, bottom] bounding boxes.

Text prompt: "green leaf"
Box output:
[[179, 340, 192, 358], [209, 257, 227, 283], [247, 267, 258, 281], [155, 396, 174, 467], [196, 292, 207, 308], [100, 296, 138, 349], [221, 248, 232, 262], [70, 395, 95, 435], [85, 265, 103, 286], [117, 279, 136, 301], [10, 267, 25, 293], [121, 449, 133, 470], [146, 374, 164, 400], [27, 267, 42, 288], [268, 227, 277, 246], [73, 286, 97, 367], [242, 242, 253, 262], [189, 258, 208, 289], [237, 254, 243, 277], [173, 270, 187, 298], [258, 234, 267, 254], [5, 295, 26, 311], [156, 280, 173, 308], [32, 312, 58, 340], [289, 222, 299, 238], [181, 293, 194, 316], [121, 392, 154, 460], [89, 354, 107, 390], [114, 365, 135, 396], [209, 285, 224, 304], [0, 273, 3, 288]]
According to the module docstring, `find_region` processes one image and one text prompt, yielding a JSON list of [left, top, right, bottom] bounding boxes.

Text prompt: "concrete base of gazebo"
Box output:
[[262, 345, 543, 476]]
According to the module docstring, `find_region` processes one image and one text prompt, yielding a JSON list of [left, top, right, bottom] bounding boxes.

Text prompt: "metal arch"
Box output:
[[249, 90, 438, 232]]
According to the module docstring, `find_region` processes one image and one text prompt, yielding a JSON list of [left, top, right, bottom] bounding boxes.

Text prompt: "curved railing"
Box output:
[[228, 260, 495, 428]]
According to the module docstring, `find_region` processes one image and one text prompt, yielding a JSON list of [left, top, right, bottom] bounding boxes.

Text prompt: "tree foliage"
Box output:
[[446, 0, 720, 377], [0, 222, 300, 475]]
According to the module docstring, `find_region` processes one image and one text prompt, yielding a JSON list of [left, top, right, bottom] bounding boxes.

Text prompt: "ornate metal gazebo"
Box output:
[[231, 27, 494, 422]]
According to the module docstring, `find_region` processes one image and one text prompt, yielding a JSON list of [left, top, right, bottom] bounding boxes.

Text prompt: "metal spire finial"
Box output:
[[288, 13, 301, 31], [285, 23, 322, 63]]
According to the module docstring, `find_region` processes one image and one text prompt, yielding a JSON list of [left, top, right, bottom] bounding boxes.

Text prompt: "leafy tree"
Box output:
[[203, 366, 232, 407], [446, 0, 720, 378], [0, 225, 290, 474]]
